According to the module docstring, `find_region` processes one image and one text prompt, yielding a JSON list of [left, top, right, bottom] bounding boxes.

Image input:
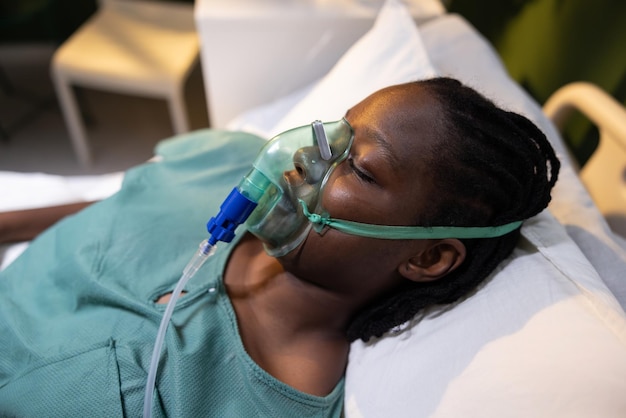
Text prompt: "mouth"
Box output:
[[245, 177, 311, 255]]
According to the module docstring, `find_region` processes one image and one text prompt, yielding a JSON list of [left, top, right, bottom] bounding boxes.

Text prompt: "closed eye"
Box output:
[[348, 156, 375, 184]]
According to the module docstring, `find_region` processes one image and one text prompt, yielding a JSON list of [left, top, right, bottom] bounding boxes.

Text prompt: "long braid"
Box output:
[[347, 78, 560, 342]]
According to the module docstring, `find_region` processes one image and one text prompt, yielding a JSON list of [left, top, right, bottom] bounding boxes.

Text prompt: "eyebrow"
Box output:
[[360, 125, 402, 173], [344, 108, 402, 173]]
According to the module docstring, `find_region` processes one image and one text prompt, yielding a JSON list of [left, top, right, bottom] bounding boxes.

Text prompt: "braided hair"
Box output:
[[347, 77, 560, 342]]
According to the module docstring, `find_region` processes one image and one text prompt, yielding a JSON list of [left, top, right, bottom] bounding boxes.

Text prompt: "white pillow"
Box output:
[[345, 211, 626, 418], [268, 0, 437, 136]]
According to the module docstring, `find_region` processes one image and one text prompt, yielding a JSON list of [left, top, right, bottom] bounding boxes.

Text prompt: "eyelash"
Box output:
[[348, 156, 375, 183]]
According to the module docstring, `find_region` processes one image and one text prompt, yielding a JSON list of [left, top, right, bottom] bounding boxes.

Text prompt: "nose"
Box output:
[[291, 146, 330, 185]]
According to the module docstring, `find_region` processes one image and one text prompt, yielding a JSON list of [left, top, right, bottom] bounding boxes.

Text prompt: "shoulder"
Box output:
[[155, 129, 266, 162]]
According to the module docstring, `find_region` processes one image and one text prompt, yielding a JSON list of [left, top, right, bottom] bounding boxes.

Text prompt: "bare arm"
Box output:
[[0, 201, 96, 244]]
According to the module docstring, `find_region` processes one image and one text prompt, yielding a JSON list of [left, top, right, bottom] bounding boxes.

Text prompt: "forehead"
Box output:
[[346, 84, 444, 167]]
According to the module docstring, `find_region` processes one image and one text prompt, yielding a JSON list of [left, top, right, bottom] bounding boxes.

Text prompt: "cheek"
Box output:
[[321, 171, 396, 224], [320, 167, 374, 218], [321, 178, 354, 217], [293, 228, 403, 291]]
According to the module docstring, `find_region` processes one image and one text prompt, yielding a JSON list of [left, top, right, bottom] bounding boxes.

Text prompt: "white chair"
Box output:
[[50, 0, 199, 166], [544, 82, 626, 238]]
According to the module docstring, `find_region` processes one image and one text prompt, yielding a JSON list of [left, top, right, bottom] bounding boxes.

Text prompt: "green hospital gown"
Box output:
[[0, 130, 344, 417]]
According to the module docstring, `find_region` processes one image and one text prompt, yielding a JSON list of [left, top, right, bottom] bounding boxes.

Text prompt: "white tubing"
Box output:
[[143, 240, 216, 418]]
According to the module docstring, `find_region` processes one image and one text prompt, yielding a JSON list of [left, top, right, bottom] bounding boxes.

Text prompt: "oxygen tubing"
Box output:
[[143, 240, 216, 418]]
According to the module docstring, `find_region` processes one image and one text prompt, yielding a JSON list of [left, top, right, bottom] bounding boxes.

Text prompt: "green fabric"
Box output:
[[0, 130, 344, 417]]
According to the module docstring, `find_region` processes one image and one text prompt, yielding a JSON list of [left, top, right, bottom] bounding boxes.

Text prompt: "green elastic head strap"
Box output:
[[298, 200, 522, 240]]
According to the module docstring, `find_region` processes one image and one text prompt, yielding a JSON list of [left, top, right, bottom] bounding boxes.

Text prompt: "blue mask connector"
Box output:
[[206, 187, 259, 246]]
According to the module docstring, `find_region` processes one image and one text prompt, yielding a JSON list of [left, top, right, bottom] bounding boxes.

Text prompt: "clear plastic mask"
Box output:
[[241, 119, 353, 257]]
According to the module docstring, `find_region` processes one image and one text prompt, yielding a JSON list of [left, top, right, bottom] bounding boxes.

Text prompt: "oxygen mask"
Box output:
[[207, 119, 353, 257]]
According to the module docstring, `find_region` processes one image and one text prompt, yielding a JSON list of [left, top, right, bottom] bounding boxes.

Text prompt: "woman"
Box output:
[[0, 78, 559, 416]]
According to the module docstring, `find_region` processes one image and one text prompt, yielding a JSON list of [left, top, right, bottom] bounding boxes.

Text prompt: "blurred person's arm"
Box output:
[[0, 202, 96, 243]]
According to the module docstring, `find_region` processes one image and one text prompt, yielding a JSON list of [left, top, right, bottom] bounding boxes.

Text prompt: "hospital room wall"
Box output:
[[448, 0, 626, 166]]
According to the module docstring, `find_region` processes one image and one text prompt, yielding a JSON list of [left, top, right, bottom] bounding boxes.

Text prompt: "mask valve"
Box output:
[[312, 120, 332, 160]]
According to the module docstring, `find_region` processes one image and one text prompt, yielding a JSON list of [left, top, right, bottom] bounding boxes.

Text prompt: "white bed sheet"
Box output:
[[0, 171, 125, 270]]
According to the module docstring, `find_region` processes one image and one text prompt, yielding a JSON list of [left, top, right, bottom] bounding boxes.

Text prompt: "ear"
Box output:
[[398, 239, 466, 282]]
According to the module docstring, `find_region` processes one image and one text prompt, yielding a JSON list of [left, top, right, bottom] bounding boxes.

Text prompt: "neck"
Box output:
[[224, 234, 355, 338], [223, 234, 353, 396]]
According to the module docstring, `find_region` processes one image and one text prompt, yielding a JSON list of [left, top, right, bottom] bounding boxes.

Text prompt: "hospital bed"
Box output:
[[2, 0, 626, 415]]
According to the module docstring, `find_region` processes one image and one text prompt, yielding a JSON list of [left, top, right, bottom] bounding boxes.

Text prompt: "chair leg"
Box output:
[[51, 71, 92, 166], [74, 86, 96, 126], [168, 88, 190, 134]]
